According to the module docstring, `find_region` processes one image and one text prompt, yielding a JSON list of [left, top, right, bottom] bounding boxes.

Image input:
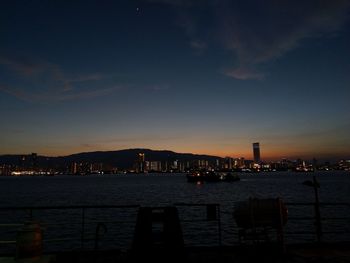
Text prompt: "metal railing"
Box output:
[[1, 202, 350, 254], [0, 205, 140, 252], [285, 202, 350, 243], [0, 203, 222, 253], [174, 203, 222, 246]]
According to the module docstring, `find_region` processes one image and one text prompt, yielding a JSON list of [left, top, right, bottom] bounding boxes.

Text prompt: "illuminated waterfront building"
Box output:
[[149, 161, 162, 172], [70, 162, 78, 174], [224, 157, 233, 170], [197, 160, 209, 170], [234, 157, 245, 168]]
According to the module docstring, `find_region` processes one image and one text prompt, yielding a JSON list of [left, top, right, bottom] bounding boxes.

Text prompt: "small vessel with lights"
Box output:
[[221, 172, 240, 182], [186, 171, 221, 182], [186, 171, 205, 182]]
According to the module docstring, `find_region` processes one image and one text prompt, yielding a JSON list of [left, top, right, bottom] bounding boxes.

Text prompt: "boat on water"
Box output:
[[186, 171, 205, 182], [221, 172, 240, 182], [186, 171, 239, 183], [186, 171, 220, 182]]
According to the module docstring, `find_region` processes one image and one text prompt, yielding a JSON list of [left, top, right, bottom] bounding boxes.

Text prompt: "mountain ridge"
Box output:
[[0, 148, 222, 170]]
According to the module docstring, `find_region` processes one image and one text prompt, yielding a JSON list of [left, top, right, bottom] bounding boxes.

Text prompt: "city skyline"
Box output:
[[2, 148, 348, 177], [1, 1, 350, 160], [0, 145, 347, 163]]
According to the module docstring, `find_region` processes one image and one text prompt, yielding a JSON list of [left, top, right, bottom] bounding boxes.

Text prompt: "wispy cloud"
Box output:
[[64, 73, 105, 83], [148, 84, 170, 91], [190, 40, 208, 51], [0, 55, 119, 102], [223, 67, 264, 80], [219, 1, 350, 79], [0, 55, 61, 77], [148, 0, 350, 80], [0, 85, 31, 102], [113, 134, 185, 143], [0, 83, 121, 102], [56, 86, 121, 101]]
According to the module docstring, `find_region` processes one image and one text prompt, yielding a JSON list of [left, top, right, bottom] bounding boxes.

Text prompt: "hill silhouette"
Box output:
[[0, 149, 221, 170]]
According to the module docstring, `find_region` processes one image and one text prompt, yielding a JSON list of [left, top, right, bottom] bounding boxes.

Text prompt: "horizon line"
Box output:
[[0, 148, 348, 162]]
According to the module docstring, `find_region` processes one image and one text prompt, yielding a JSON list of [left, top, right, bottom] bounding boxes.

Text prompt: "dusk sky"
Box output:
[[1, 0, 350, 161]]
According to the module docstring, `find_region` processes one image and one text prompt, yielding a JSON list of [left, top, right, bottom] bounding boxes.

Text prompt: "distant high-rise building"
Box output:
[[70, 162, 78, 174], [215, 159, 220, 168], [253, 142, 261, 163], [197, 160, 209, 170], [31, 153, 38, 170], [224, 157, 233, 170], [138, 153, 145, 162], [149, 161, 162, 172], [234, 157, 245, 168], [137, 153, 145, 173]]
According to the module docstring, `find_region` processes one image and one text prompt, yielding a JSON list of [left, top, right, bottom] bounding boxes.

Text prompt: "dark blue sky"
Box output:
[[1, 0, 350, 160]]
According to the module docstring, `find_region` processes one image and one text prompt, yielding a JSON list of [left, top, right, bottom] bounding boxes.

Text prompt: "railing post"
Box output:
[[313, 176, 322, 243], [81, 207, 85, 249], [217, 205, 222, 247], [303, 176, 322, 243], [95, 222, 107, 251], [278, 198, 286, 253]]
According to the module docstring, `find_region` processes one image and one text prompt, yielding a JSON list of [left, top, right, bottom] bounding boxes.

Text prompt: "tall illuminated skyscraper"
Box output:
[[252, 143, 261, 163]]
